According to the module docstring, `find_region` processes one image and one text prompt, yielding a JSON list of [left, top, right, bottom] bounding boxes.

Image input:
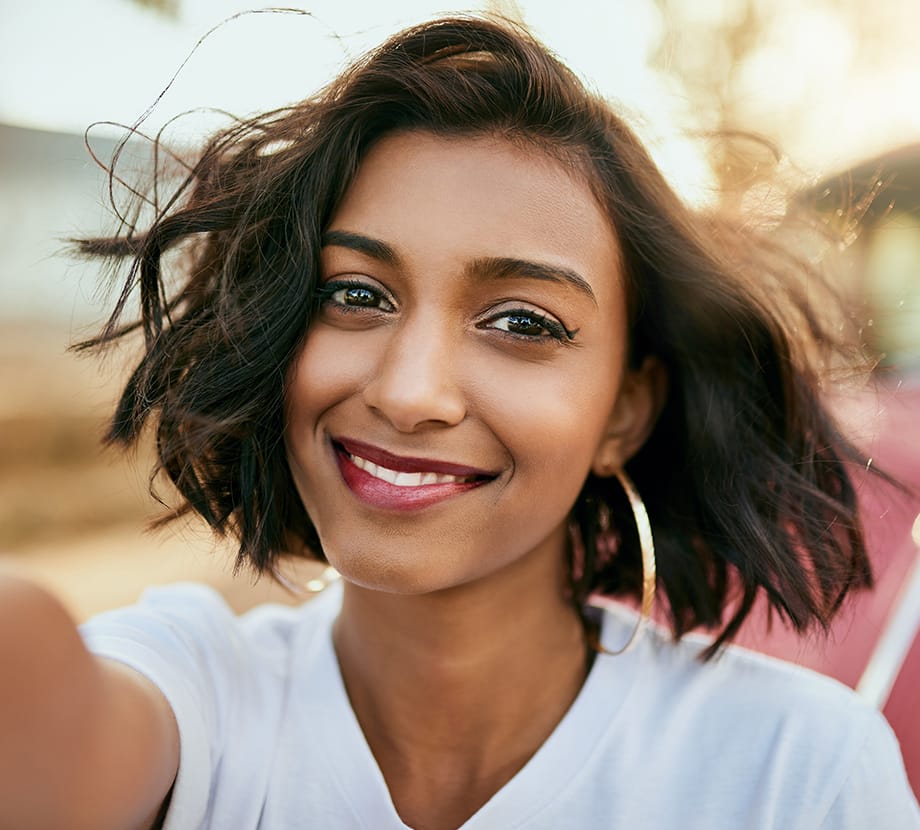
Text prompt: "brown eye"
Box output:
[[317, 280, 395, 312], [481, 309, 573, 342], [341, 286, 379, 306], [502, 314, 550, 337]]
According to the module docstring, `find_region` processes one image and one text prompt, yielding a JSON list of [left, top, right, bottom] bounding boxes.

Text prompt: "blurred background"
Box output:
[[1, 0, 919, 792]]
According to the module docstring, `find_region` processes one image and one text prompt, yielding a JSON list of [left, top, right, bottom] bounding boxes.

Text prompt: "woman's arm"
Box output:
[[0, 571, 179, 830]]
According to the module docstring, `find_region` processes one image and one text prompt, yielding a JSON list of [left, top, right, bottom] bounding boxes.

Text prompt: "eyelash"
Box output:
[[316, 278, 577, 344], [476, 309, 576, 343], [315, 279, 395, 313]]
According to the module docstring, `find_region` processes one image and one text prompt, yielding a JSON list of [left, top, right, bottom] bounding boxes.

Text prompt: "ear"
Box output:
[[591, 356, 668, 477]]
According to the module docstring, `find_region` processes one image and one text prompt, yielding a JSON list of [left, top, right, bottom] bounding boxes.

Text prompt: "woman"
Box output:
[[1, 14, 917, 829]]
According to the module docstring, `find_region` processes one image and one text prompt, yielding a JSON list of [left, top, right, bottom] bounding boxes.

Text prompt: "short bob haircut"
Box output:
[[79, 15, 877, 655]]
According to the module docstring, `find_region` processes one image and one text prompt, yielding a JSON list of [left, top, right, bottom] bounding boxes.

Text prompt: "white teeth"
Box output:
[[348, 453, 473, 487]]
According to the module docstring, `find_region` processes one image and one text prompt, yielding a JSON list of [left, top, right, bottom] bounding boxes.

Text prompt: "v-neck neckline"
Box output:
[[299, 586, 647, 829]]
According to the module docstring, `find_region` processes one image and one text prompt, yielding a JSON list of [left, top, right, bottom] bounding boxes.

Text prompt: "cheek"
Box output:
[[475, 350, 621, 493], [284, 327, 364, 499], [286, 325, 375, 426]]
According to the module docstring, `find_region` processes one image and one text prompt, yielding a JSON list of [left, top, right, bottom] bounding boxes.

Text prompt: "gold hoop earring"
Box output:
[[597, 468, 656, 656]]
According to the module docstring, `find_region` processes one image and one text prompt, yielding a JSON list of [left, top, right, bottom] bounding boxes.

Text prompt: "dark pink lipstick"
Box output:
[[335, 437, 494, 477], [333, 437, 496, 512]]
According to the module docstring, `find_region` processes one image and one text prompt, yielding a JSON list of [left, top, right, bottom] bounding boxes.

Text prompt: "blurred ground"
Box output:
[[0, 321, 321, 621]]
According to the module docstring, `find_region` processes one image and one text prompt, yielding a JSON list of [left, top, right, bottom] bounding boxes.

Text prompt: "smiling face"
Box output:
[[285, 131, 655, 595]]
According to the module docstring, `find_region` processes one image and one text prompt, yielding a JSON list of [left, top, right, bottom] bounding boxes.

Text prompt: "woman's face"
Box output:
[[285, 131, 644, 595]]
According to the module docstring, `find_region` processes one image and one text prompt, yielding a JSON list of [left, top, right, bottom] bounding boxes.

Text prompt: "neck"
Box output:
[[332, 540, 589, 830]]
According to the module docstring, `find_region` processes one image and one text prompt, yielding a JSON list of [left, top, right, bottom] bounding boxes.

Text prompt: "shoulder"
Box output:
[[78, 580, 342, 748], [593, 601, 920, 826], [81, 580, 337, 667], [597, 599, 876, 730], [78, 581, 344, 829]]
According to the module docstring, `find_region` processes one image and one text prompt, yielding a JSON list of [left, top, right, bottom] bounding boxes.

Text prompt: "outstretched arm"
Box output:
[[0, 571, 179, 830]]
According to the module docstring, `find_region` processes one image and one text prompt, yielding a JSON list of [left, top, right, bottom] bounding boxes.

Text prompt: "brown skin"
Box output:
[[0, 133, 663, 829], [333, 524, 586, 829], [0, 570, 178, 830], [286, 133, 664, 829]]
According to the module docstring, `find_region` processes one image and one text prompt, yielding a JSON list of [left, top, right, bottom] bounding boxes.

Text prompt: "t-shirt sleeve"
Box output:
[[79, 584, 255, 830], [818, 706, 920, 828]]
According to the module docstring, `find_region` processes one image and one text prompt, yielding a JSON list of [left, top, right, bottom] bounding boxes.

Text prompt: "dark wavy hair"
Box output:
[[76, 14, 878, 655]]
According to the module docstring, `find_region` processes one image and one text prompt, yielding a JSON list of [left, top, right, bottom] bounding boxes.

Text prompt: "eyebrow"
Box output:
[[465, 257, 597, 305], [321, 229, 400, 267], [321, 229, 597, 304]]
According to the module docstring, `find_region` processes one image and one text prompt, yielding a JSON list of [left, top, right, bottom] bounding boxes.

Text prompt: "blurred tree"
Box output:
[[654, 0, 920, 195], [129, 0, 179, 17], [653, 0, 920, 366], [654, 0, 788, 200]]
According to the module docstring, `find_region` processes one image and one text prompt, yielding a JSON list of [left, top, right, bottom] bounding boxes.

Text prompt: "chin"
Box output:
[[325, 547, 457, 596]]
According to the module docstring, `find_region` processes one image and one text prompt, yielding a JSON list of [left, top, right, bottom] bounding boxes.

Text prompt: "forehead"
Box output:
[[328, 131, 624, 301]]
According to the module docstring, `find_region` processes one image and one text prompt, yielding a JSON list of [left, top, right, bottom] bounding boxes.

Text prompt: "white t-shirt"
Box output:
[[80, 582, 920, 829]]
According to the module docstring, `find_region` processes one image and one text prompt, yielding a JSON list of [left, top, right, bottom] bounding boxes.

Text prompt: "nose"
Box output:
[[362, 318, 467, 433]]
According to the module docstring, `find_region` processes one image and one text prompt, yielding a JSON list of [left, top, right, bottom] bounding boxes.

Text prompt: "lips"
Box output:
[[333, 437, 496, 511]]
